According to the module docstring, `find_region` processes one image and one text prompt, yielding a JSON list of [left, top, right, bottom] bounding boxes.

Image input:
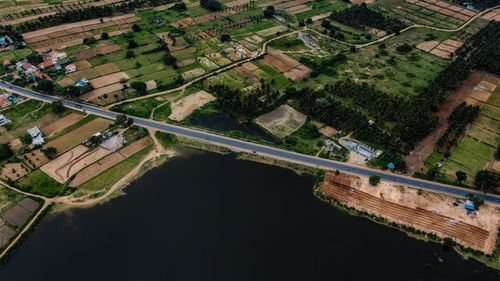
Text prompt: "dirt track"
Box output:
[[405, 71, 487, 173]]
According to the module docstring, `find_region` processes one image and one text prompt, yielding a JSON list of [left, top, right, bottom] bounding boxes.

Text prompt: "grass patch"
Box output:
[[111, 98, 164, 118], [155, 131, 178, 149], [152, 103, 172, 121], [16, 170, 63, 198]]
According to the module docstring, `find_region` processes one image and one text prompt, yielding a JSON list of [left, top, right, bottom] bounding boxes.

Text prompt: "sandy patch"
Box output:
[[319, 126, 338, 137], [430, 48, 451, 59], [177, 58, 196, 67], [169, 91, 216, 121], [73, 60, 92, 70], [255, 105, 307, 138], [181, 68, 206, 80], [469, 90, 492, 103], [492, 160, 500, 172], [56, 78, 75, 87]]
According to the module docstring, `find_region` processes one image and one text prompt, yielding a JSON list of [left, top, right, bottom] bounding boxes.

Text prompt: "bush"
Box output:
[[220, 34, 231, 43], [369, 175, 381, 186], [0, 143, 13, 161], [126, 50, 135, 58], [128, 39, 138, 49], [83, 37, 97, 45], [396, 43, 412, 53], [130, 81, 147, 94], [264, 6, 275, 18], [101, 32, 109, 40], [131, 24, 141, 32]]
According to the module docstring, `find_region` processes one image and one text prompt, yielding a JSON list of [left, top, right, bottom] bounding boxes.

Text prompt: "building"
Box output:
[[0, 36, 13, 48], [65, 64, 76, 73], [38, 60, 54, 70], [45, 50, 67, 62], [27, 126, 44, 146], [75, 78, 90, 87], [465, 200, 476, 212], [339, 138, 382, 160], [15, 60, 38, 74], [0, 114, 9, 125], [0, 96, 10, 108]]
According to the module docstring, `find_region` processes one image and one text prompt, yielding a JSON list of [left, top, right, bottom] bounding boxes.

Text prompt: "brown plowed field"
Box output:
[[318, 181, 492, 253], [118, 137, 153, 157], [69, 153, 125, 187], [40, 113, 84, 136]]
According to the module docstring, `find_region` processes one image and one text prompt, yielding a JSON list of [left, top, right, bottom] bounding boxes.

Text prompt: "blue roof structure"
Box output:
[[465, 200, 475, 211], [387, 162, 395, 170]]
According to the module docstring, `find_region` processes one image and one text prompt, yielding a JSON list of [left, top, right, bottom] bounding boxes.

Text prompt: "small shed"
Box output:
[[465, 200, 475, 212]]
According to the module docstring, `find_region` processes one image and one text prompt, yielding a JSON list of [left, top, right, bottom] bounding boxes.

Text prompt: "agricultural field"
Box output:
[[440, 76, 500, 181]]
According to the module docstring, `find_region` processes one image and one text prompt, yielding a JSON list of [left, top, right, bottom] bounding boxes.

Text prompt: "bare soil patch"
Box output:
[[0, 225, 15, 248], [263, 48, 311, 81], [69, 153, 125, 187], [95, 63, 120, 76], [0, 163, 29, 181], [118, 137, 153, 158], [169, 91, 216, 121], [318, 173, 500, 253], [1, 205, 31, 228], [80, 83, 124, 101], [40, 145, 89, 183], [22, 149, 49, 169], [56, 78, 75, 87], [74, 60, 92, 70], [171, 47, 196, 56], [75, 44, 121, 60], [18, 198, 39, 213], [40, 113, 84, 136], [90, 71, 129, 88], [255, 104, 307, 138], [177, 58, 196, 67], [46, 118, 112, 154]]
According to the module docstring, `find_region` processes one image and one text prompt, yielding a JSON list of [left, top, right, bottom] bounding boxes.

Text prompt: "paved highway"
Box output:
[[1, 81, 499, 204]]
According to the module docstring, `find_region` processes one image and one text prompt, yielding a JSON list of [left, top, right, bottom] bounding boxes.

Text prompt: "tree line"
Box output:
[[15, 0, 177, 33], [329, 4, 407, 34], [437, 102, 479, 154]]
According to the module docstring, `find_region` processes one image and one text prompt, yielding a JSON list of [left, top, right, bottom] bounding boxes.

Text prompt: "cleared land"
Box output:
[[255, 105, 307, 138], [263, 48, 311, 81], [169, 91, 216, 121], [318, 173, 500, 253]]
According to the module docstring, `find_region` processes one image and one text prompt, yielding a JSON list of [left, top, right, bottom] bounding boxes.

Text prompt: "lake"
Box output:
[[0, 149, 498, 281]]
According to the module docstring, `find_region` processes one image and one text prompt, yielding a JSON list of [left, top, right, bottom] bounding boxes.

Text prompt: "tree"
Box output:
[[220, 34, 231, 43], [128, 39, 138, 49], [455, 171, 467, 184], [52, 100, 65, 113], [130, 81, 147, 94], [171, 2, 187, 11], [21, 132, 33, 145], [200, 0, 222, 11], [163, 54, 177, 66], [36, 79, 54, 93], [83, 37, 97, 45], [65, 85, 80, 98], [306, 18, 313, 24], [369, 175, 381, 186], [126, 50, 135, 58], [42, 147, 57, 159], [474, 170, 500, 192], [26, 54, 43, 65], [0, 143, 13, 161], [101, 32, 109, 40], [132, 23, 141, 32], [396, 43, 412, 53], [263, 6, 275, 18]]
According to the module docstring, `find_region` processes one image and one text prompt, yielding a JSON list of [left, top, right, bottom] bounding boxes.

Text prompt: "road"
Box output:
[[2, 81, 499, 204]]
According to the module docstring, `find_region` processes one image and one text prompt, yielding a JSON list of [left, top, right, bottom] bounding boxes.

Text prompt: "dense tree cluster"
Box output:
[[300, 54, 347, 76], [171, 1, 187, 11], [329, 4, 407, 34], [0, 143, 13, 161], [0, 25, 23, 42], [474, 170, 500, 193], [209, 83, 284, 120], [324, 80, 406, 121], [200, 0, 223, 12], [437, 103, 479, 153], [263, 6, 275, 19]]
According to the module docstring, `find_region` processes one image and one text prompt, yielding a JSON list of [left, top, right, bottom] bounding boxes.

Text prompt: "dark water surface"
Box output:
[[0, 150, 498, 281]]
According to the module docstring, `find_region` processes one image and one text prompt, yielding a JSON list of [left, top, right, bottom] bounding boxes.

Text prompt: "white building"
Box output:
[[27, 126, 44, 146], [0, 114, 10, 125]]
